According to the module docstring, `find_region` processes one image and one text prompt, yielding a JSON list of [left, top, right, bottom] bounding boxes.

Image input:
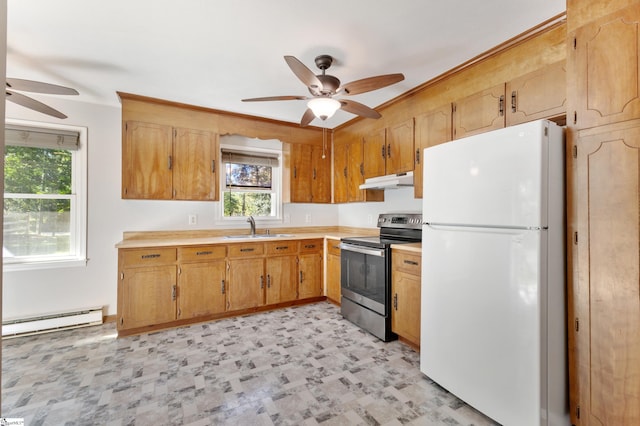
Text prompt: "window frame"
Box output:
[[3, 119, 87, 271], [219, 143, 283, 223]]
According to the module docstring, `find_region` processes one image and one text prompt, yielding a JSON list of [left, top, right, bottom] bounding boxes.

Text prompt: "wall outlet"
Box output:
[[188, 214, 197, 225], [305, 213, 312, 223]]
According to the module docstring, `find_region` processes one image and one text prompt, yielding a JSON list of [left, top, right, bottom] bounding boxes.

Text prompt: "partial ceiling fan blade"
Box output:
[[6, 78, 79, 95], [284, 56, 323, 91], [300, 108, 316, 127], [6, 90, 68, 119], [340, 73, 405, 95], [340, 99, 382, 119], [242, 95, 307, 102]]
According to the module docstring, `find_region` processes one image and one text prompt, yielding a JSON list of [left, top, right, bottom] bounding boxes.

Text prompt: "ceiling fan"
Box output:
[[242, 54, 405, 126], [6, 78, 79, 119]]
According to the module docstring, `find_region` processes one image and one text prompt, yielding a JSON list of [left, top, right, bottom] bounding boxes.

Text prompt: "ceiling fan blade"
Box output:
[[6, 90, 68, 119], [340, 73, 405, 95], [284, 56, 323, 91], [339, 99, 381, 119], [300, 108, 316, 127], [6, 78, 79, 95], [242, 95, 307, 102]]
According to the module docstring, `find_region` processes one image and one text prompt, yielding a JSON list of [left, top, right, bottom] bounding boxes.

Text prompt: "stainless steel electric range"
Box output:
[[339, 212, 422, 341]]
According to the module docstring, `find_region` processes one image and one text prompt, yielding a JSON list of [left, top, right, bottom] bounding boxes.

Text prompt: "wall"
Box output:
[[3, 98, 412, 318]]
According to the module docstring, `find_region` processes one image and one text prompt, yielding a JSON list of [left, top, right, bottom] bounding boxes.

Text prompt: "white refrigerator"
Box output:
[[420, 120, 569, 426]]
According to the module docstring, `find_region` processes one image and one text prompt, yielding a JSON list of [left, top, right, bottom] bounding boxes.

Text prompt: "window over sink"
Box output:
[[219, 135, 282, 221]]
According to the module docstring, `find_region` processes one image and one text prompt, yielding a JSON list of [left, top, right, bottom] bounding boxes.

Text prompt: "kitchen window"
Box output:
[[3, 121, 87, 270], [220, 147, 281, 220]]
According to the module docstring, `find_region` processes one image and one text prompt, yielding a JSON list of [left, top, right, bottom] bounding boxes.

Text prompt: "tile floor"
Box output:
[[2, 302, 498, 425]]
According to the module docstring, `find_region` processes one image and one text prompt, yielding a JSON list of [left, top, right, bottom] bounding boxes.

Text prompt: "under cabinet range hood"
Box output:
[[359, 171, 414, 190]]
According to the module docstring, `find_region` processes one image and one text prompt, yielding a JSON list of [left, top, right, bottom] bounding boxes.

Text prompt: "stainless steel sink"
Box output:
[[223, 234, 294, 239]]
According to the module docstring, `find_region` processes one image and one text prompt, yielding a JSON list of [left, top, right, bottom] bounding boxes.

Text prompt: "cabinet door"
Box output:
[[119, 265, 177, 329], [347, 138, 365, 202], [572, 122, 640, 425], [453, 83, 505, 139], [391, 251, 421, 346], [506, 60, 567, 126], [362, 128, 387, 178], [311, 144, 331, 203], [123, 121, 173, 199], [414, 104, 453, 199], [266, 255, 298, 304], [290, 143, 313, 202], [298, 252, 323, 299], [227, 258, 265, 311], [387, 118, 415, 174], [569, 3, 640, 129], [173, 128, 218, 201], [333, 142, 349, 203], [326, 241, 342, 304], [178, 260, 226, 318]]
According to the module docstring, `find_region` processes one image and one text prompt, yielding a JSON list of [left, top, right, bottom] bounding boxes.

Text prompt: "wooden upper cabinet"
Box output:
[[453, 83, 506, 139], [123, 120, 219, 201], [290, 143, 331, 203], [333, 142, 349, 203], [123, 121, 173, 199], [506, 60, 567, 126], [362, 128, 387, 178], [173, 128, 218, 201], [572, 122, 640, 425], [569, 3, 640, 129], [387, 118, 415, 174], [414, 104, 453, 199]]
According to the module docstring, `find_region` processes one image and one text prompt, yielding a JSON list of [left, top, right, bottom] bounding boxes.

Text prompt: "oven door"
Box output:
[[339, 242, 388, 316]]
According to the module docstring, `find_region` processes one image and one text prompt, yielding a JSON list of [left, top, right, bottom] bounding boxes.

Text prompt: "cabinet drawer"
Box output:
[[392, 251, 421, 275], [122, 247, 177, 266], [178, 245, 226, 262], [299, 239, 323, 253], [227, 243, 264, 257], [265, 240, 298, 255], [326, 240, 341, 256]]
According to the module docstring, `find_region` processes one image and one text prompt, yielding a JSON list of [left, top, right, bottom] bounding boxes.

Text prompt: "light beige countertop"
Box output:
[[391, 242, 422, 253], [115, 227, 377, 249]]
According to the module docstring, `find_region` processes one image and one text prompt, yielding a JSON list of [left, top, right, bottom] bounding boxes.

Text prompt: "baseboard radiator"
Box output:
[[2, 306, 104, 338]]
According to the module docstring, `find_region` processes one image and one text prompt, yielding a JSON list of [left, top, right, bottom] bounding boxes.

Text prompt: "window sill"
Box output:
[[3, 258, 88, 272]]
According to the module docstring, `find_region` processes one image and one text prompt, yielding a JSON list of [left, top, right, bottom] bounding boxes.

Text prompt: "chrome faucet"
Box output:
[[247, 215, 256, 235]]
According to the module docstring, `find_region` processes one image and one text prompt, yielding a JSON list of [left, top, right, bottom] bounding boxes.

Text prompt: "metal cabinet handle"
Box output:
[[196, 251, 213, 256], [211, 160, 216, 173], [172, 285, 177, 301], [299, 271, 304, 283], [387, 144, 391, 158], [240, 248, 255, 252], [343, 167, 347, 177], [393, 293, 398, 310], [404, 259, 419, 266], [168, 155, 172, 170], [381, 145, 385, 158], [141, 253, 161, 259], [511, 91, 517, 113], [415, 149, 420, 164], [276, 246, 289, 250], [499, 95, 505, 116], [221, 279, 225, 294], [260, 275, 264, 289], [267, 274, 271, 288]]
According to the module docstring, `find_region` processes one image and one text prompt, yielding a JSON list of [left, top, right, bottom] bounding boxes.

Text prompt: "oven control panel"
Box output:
[[377, 213, 422, 229]]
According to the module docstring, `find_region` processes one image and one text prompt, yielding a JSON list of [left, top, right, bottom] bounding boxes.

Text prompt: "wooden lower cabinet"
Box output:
[[326, 239, 341, 304], [118, 247, 178, 331], [227, 257, 265, 311], [266, 255, 298, 304], [118, 238, 325, 334], [298, 239, 324, 299], [391, 249, 421, 347]]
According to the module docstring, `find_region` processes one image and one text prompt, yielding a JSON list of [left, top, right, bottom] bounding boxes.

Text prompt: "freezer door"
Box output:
[[420, 224, 547, 426], [423, 120, 553, 228]]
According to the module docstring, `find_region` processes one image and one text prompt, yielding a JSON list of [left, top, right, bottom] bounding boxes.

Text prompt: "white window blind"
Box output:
[[221, 149, 279, 167], [5, 124, 79, 150]]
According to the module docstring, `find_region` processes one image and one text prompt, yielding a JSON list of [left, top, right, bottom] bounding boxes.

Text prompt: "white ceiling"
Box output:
[[7, 0, 566, 128]]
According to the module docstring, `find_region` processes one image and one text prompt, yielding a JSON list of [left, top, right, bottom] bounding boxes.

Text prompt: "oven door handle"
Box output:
[[339, 243, 385, 257]]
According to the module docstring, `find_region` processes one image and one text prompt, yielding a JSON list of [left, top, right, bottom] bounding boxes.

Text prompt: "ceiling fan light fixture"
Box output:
[[307, 97, 341, 120]]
